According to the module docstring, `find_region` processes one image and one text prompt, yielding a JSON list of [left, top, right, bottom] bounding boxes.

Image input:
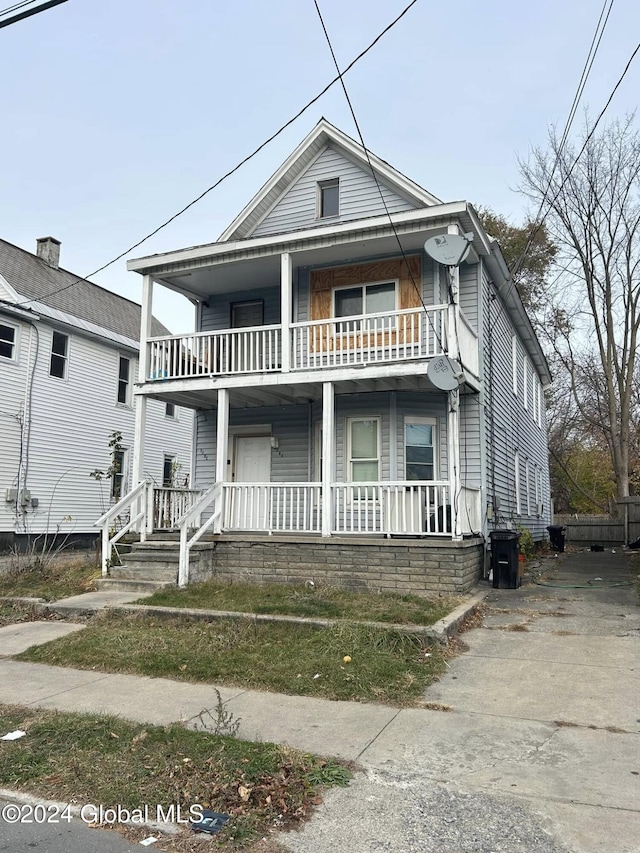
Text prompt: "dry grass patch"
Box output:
[[0, 555, 99, 601], [0, 704, 350, 850], [138, 579, 459, 626], [17, 611, 447, 705]]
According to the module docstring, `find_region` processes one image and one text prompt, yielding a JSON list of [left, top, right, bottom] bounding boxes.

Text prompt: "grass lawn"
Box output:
[[0, 555, 99, 601], [0, 601, 48, 627], [17, 612, 448, 705], [139, 579, 459, 626], [0, 704, 350, 851]]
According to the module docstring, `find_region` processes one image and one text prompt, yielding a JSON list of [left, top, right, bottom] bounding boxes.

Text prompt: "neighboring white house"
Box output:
[[106, 119, 551, 593], [0, 236, 193, 550]]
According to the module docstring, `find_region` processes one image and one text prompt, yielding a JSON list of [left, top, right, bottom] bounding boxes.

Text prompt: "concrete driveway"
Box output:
[[282, 551, 640, 853]]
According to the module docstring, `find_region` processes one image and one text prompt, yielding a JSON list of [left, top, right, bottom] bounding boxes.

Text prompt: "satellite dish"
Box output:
[[427, 356, 463, 391], [424, 233, 473, 267]]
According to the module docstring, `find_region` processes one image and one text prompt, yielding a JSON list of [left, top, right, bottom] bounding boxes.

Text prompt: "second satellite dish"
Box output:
[[427, 356, 463, 391], [424, 234, 472, 267]]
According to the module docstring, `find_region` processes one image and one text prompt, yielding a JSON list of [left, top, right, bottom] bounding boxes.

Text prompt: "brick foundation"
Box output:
[[191, 534, 484, 595]]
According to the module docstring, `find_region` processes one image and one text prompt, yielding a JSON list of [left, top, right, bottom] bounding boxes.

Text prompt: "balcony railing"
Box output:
[[145, 306, 456, 381], [147, 325, 282, 380], [291, 306, 447, 370]]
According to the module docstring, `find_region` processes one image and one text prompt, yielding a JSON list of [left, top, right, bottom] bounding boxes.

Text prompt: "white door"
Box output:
[[232, 435, 272, 529]]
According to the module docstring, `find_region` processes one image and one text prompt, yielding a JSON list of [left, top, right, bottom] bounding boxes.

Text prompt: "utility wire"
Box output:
[[311, 0, 448, 355], [0, 0, 67, 30], [16, 0, 421, 309], [0, 0, 40, 18], [506, 0, 618, 292]]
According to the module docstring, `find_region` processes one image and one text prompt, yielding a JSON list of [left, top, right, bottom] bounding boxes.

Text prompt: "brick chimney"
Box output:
[[36, 237, 61, 268]]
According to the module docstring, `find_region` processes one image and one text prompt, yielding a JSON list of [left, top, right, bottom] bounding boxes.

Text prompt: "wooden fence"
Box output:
[[555, 502, 640, 545]]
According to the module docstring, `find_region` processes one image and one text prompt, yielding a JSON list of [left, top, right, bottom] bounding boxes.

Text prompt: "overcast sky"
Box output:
[[1, 0, 639, 332]]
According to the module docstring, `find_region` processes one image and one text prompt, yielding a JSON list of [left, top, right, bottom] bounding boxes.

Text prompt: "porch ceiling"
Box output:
[[137, 371, 465, 410]]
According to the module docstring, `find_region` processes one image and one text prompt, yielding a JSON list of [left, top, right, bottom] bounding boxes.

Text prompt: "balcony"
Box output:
[[143, 304, 474, 383]]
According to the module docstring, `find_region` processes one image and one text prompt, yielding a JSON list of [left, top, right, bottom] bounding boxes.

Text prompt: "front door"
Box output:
[[232, 435, 272, 529]]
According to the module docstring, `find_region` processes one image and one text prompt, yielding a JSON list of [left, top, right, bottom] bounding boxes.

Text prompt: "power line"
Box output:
[[16, 0, 421, 309], [311, 0, 448, 355], [0, 0, 67, 30], [507, 0, 617, 291], [0, 0, 40, 18]]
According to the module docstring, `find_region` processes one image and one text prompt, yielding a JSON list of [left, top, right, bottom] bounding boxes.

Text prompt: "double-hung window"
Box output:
[[334, 281, 396, 332], [347, 418, 380, 497], [318, 179, 339, 218], [117, 356, 130, 405], [50, 331, 68, 379], [163, 454, 176, 487], [0, 322, 17, 360], [111, 449, 126, 500], [405, 418, 436, 481]]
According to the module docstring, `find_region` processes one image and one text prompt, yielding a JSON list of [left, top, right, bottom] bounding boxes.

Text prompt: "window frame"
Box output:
[[116, 355, 131, 406], [0, 320, 18, 362], [317, 178, 340, 219], [49, 330, 69, 380], [525, 459, 531, 516], [511, 335, 518, 396], [514, 450, 521, 515], [522, 356, 529, 410], [163, 454, 176, 487], [346, 416, 381, 491], [165, 402, 176, 419], [332, 280, 399, 326], [403, 416, 438, 482], [111, 448, 127, 501]]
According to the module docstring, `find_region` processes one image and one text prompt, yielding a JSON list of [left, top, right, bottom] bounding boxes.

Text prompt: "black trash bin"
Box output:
[[546, 525, 566, 553], [490, 530, 520, 589]]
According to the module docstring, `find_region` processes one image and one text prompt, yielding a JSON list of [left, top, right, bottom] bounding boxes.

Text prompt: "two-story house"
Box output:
[[105, 120, 551, 593], [0, 236, 193, 552]]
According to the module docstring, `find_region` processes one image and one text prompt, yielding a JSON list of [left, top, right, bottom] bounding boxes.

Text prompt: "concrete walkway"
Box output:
[[0, 551, 638, 852]]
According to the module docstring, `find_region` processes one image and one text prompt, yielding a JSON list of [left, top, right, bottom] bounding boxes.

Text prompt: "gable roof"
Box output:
[[219, 118, 442, 242], [0, 238, 168, 341]]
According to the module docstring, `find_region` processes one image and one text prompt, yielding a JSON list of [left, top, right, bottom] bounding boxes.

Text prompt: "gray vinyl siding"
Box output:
[[458, 262, 479, 329], [194, 392, 449, 488], [252, 145, 417, 238], [460, 394, 482, 489], [200, 286, 281, 332], [481, 270, 551, 540], [0, 317, 192, 536]]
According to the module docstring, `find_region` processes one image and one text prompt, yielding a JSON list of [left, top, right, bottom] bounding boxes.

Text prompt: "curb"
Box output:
[[2, 590, 488, 644]]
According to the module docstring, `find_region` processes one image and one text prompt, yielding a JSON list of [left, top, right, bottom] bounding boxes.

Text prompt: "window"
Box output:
[[347, 418, 380, 488], [525, 460, 531, 516], [512, 335, 518, 395], [0, 322, 16, 360], [117, 356, 130, 404], [522, 357, 529, 410], [165, 402, 176, 418], [334, 282, 396, 327], [49, 331, 68, 378], [514, 450, 521, 515], [111, 449, 126, 500], [318, 179, 339, 218], [405, 418, 436, 481], [163, 455, 176, 487]]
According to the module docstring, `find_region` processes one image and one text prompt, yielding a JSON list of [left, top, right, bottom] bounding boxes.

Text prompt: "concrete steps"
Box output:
[[104, 534, 217, 586], [95, 578, 173, 595]]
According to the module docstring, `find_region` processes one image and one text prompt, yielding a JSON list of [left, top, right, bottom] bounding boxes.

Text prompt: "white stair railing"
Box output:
[[95, 480, 152, 577], [177, 482, 223, 587]]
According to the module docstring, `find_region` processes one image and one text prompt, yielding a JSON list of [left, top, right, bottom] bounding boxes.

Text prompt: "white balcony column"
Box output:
[[448, 387, 462, 540], [215, 388, 229, 533], [132, 274, 154, 533], [280, 252, 292, 373], [321, 381, 335, 537]]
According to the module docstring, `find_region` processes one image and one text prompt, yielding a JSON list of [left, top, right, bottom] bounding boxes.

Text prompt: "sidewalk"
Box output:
[[1, 550, 639, 852]]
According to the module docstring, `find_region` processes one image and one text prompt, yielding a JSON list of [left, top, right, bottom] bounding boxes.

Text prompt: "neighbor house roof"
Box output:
[[0, 238, 168, 341]]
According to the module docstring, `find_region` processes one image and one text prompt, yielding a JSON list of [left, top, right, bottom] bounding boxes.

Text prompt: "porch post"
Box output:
[[132, 274, 153, 533], [215, 388, 229, 533], [321, 381, 334, 537], [280, 252, 292, 373], [448, 388, 462, 540]]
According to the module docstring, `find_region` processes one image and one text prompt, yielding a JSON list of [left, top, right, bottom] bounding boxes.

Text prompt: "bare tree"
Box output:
[[519, 116, 640, 507]]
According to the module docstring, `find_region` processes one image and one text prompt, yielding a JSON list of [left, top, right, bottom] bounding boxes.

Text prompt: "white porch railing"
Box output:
[[153, 487, 204, 530], [292, 306, 448, 370], [95, 480, 151, 577], [147, 325, 282, 380], [457, 311, 479, 377], [333, 482, 452, 536], [223, 483, 322, 533], [177, 483, 223, 587]]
